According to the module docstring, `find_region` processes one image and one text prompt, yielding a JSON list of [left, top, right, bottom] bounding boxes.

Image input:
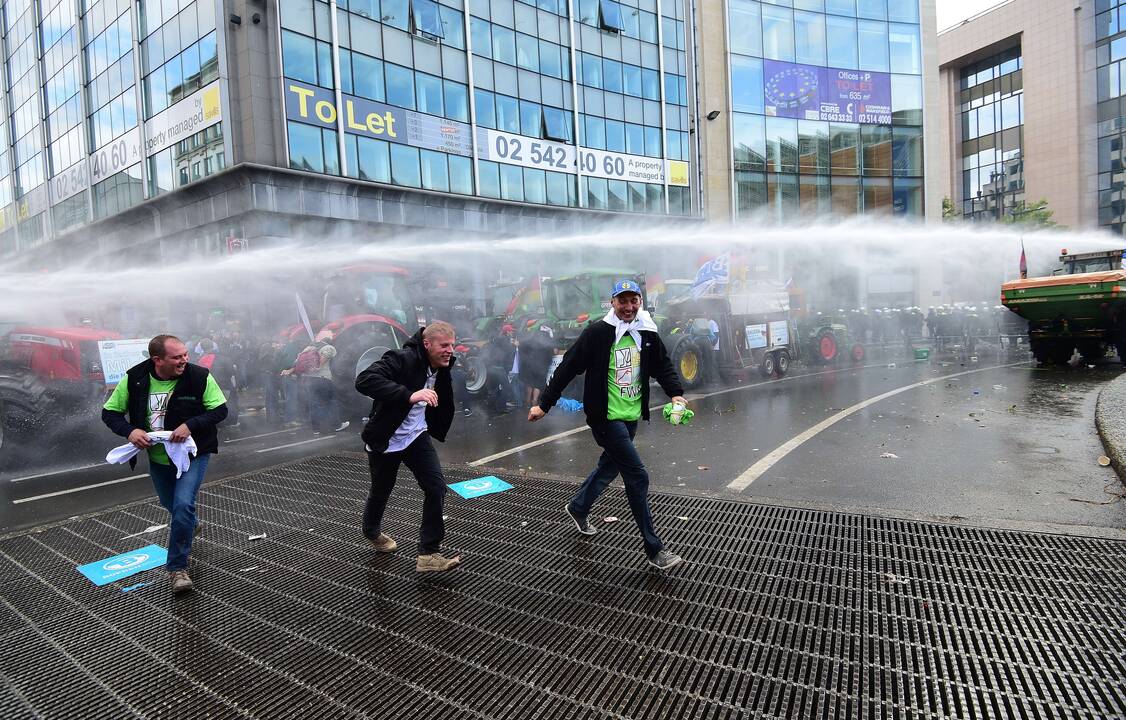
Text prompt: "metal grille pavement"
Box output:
[[0, 454, 1123, 719]]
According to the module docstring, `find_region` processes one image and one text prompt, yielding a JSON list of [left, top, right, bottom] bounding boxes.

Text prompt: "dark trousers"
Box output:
[[487, 367, 511, 412], [307, 377, 338, 432], [569, 420, 664, 559], [261, 371, 283, 424], [363, 433, 446, 554]]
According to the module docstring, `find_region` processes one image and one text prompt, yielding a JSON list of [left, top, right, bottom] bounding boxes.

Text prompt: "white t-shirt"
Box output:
[[384, 369, 436, 453]]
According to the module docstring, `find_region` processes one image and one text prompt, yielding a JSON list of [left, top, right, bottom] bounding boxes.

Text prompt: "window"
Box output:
[[857, 20, 888, 72], [420, 149, 449, 191], [289, 121, 325, 172], [411, 0, 444, 38], [385, 63, 415, 109], [888, 23, 920, 75], [443, 80, 468, 122], [415, 72, 443, 115], [599, 0, 624, 32], [495, 94, 519, 132], [282, 30, 317, 83], [606, 119, 625, 152], [353, 53, 385, 101], [524, 168, 547, 204], [733, 113, 766, 171], [730, 55, 764, 114], [794, 11, 825, 66], [603, 59, 623, 94], [492, 25, 516, 65], [543, 107, 571, 142], [581, 53, 602, 88], [390, 143, 421, 187], [478, 159, 500, 197], [826, 15, 857, 69], [892, 127, 922, 177], [762, 5, 794, 62], [475, 88, 496, 127], [449, 154, 472, 194], [861, 124, 892, 176], [891, 74, 922, 125], [355, 136, 391, 182], [766, 117, 798, 173], [516, 33, 538, 72], [623, 64, 642, 97], [728, 0, 762, 57], [521, 100, 543, 136], [500, 163, 523, 200]]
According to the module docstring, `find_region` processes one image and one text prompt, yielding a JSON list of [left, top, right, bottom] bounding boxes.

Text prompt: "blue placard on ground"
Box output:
[[449, 476, 513, 499], [77, 544, 167, 586]]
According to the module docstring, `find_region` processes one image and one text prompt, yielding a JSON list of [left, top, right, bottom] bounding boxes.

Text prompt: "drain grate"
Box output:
[[0, 454, 1123, 719]]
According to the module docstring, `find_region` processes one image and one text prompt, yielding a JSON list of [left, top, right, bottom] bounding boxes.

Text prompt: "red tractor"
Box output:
[[0, 325, 122, 464]]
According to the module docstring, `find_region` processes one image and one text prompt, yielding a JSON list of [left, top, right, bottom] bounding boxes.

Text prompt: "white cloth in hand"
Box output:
[[106, 431, 197, 478]]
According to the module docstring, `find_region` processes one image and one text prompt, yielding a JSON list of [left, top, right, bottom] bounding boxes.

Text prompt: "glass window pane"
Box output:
[[439, 6, 464, 49], [470, 16, 491, 58], [420, 149, 449, 191], [516, 33, 539, 71], [625, 123, 644, 154], [644, 125, 661, 157], [861, 124, 891, 176], [826, 0, 855, 16], [492, 25, 516, 65], [891, 74, 922, 125], [478, 159, 500, 197], [199, 31, 218, 83], [887, 0, 917, 23], [732, 112, 766, 171], [495, 93, 519, 132], [282, 0, 315, 34], [623, 64, 642, 97], [728, 0, 761, 57], [825, 15, 857, 69], [603, 59, 623, 93], [892, 126, 922, 177], [382, 0, 409, 30], [475, 88, 496, 128], [283, 31, 317, 82], [730, 55, 763, 114], [353, 54, 385, 101], [888, 23, 920, 75], [500, 163, 523, 200], [412, 0, 444, 37], [390, 143, 421, 186], [317, 41, 334, 88], [1000, 95, 1020, 130], [641, 69, 659, 100], [443, 80, 468, 121], [322, 128, 340, 174], [798, 119, 829, 173], [543, 106, 571, 142], [857, 20, 888, 72], [599, 0, 624, 32], [794, 11, 825, 66], [581, 53, 602, 88], [606, 119, 625, 151], [523, 167, 546, 203], [539, 40, 562, 78], [585, 115, 606, 148], [520, 100, 542, 136], [586, 176, 608, 208], [829, 122, 859, 175], [762, 5, 794, 62], [357, 136, 390, 182], [385, 63, 415, 109], [288, 121, 324, 172], [766, 116, 798, 173], [416, 72, 443, 115], [607, 179, 627, 210], [857, 0, 885, 20], [449, 154, 473, 194], [546, 171, 570, 205]]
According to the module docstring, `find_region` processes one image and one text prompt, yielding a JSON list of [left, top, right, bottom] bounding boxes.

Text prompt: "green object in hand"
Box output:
[[662, 402, 694, 426]]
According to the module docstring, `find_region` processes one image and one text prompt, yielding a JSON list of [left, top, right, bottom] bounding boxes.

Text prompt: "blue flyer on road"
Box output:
[[449, 476, 513, 499], [77, 544, 167, 586]]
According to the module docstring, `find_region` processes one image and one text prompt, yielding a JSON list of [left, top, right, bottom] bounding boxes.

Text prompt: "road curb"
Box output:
[[1094, 372, 1126, 484]]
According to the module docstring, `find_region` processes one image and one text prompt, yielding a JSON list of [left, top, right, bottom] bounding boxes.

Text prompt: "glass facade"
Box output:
[[729, 0, 924, 220], [1097, 0, 1126, 233], [279, 0, 694, 214], [957, 46, 1022, 220], [0, 0, 226, 256]]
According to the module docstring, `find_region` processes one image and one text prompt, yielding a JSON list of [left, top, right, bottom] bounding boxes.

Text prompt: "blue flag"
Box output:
[[690, 253, 730, 298]]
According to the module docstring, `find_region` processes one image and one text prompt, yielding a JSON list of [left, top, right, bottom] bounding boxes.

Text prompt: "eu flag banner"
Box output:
[[77, 545, 168, 586], [690, 253, 730, 298], [449, 476, 514, 499]]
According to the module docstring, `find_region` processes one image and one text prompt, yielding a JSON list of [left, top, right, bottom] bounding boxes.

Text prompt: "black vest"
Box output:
[[125, 360, 220, 455]]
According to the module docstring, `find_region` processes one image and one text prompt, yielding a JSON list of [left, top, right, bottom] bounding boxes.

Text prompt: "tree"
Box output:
[[1001, 199, 1061, 229]]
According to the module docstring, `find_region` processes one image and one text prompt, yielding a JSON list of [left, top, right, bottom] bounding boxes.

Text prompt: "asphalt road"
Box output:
[[4, 351, 1126, 536]]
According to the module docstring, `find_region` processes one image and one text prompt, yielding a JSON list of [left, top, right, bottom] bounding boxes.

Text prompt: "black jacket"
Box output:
[[539, 320, 683, 427], [355, 328, 455, 453], [101, 360, 229, 466]]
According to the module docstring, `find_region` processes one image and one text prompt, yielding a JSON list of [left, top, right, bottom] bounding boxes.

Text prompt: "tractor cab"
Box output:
[[541, 270, 643, 344], [1051, 248, 1125, 276]]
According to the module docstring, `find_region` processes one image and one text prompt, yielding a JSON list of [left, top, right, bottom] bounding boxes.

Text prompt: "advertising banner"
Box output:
[[476, 127, 575, 173], [49, 159, 90, 205], [91, 126, 144, 185], [764, 60, 892, 124], [98, 338, 151, 386], [145, 81, 222, 157], [285, 81, 472, 156]]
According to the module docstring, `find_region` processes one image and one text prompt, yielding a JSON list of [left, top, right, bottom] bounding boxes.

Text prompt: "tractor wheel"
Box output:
[[1076, 341, 1106, 365], [0, 370, 48, 468], [1030, 339, 1052, 365], [760, 352, 776, 378], [815, 330, 839, 364], [462, 355, 488, 395], [850, 343, 866, 364], [776, 350, 791, 377], [673, 341, 704, 390]]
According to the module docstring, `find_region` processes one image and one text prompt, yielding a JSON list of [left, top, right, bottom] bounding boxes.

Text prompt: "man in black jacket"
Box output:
[[102, 334, 229, 594], [528, 280, 687, 570], [355, 322, 461, 572]]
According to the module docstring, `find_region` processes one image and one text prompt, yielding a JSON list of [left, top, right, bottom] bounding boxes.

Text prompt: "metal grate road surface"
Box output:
[[1, 454, 1123, 719]]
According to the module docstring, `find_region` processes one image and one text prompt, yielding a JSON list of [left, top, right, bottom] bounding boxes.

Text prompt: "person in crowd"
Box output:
[[483, 324, 517, 416], [301, 344, 350, 435], [257, 340, 287, 426], [355, 322, 462, 573], [197, 339, 240, 428], [518, 325, 555, 408], [528, 279, 687, 571], [101, 334, 228, 594]]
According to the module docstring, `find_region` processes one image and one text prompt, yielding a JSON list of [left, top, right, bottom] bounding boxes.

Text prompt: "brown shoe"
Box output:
[[194, 521, 203, 537], [416, 553, 462, 573], [170, 570, 194, 594], [367, 533, 397, 553]]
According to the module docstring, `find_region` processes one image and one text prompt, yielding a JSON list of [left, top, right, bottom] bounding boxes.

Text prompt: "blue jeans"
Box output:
[[569, 420, 664, 559], [149, 453, 210, 571]]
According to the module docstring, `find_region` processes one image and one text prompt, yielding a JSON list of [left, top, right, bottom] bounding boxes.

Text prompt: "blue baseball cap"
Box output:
[[611, 279, 642, 297]]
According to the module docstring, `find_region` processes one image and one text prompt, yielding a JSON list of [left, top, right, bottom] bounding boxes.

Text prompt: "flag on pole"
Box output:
[[690, 252, 731, 298], [1019, 240, 1027, 279]]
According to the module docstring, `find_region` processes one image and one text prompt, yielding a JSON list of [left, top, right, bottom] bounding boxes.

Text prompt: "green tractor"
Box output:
[[800, 312, 865, 365]]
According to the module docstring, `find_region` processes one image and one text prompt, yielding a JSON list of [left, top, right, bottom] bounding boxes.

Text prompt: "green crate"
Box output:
[[914, 348, 930, 360]]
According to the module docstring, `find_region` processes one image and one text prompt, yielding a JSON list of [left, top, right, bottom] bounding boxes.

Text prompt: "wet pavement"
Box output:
[[3, 352, 1125, 536]]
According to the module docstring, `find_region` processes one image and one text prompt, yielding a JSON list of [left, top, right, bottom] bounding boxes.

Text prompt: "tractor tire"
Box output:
[[760, 352, 776, 378], [776, 350, 791, 377], [462, 355, 488, 395], [815, 330, 839, 364], [0, 370, 48, 466], [1076, 341, 1106, 365], [673, 341, 705, 390], [1030, 339, 1052, 365]]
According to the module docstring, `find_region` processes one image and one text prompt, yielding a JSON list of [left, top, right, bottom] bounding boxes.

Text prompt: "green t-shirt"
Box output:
[[607, 335, 642, 421], [104, 373, 227, 465]]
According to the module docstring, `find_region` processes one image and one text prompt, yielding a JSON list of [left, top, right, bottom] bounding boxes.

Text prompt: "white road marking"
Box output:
[[467, 360, 897, 466], [12, 475, 147, 504], [224, 428, 299, 444], [726, 361, 1026, 491], [255, 436, 335, 453], [6, 463, 105, 483]]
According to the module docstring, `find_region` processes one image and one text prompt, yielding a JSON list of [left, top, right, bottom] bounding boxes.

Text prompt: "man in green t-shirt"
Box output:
[[103, 334, 228, 594], [529, 279, 687, 570]]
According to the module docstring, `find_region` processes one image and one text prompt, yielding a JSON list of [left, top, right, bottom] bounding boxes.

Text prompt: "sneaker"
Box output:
[[194, 522, 203, 537], [170, 570, 194, 593], [334, 421, 351, 432], [564, 504, 596, 535], [367, 533, 397, 553], [647, 550, 684, 571], [416, 553, 462, 572]]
